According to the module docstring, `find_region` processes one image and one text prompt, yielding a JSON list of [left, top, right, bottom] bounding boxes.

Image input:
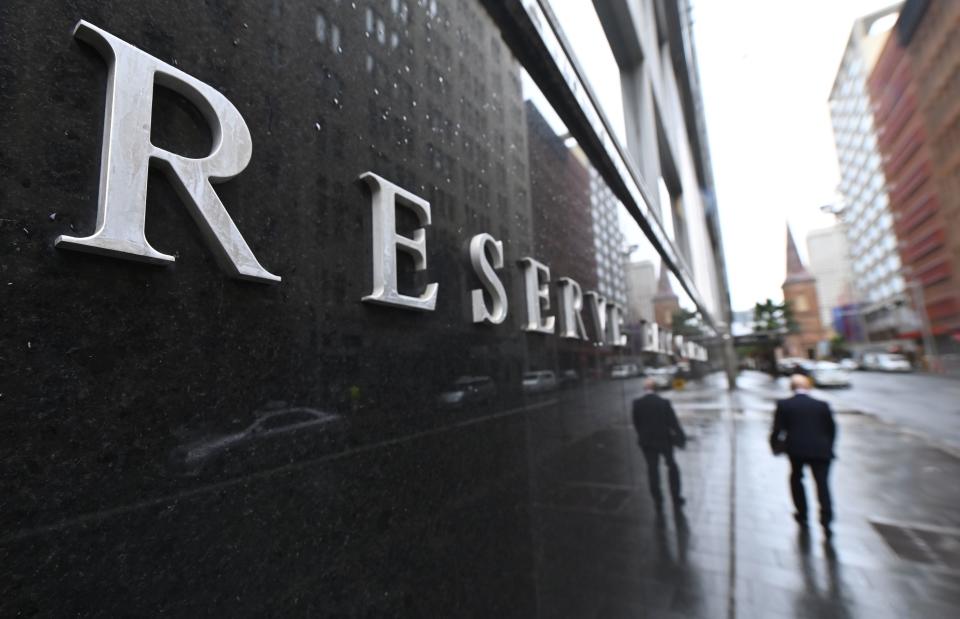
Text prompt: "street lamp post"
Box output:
[[904, 275, 940, 372]]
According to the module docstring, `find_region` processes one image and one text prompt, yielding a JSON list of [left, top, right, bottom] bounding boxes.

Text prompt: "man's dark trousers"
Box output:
[[642, 446, 682, 506], [789, 456, 832, 525]]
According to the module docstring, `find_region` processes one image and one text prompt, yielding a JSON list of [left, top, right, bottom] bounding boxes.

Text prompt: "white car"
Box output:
[[862, 353, 912, 372], [810, 362, 851, 388], [522, 370, 558, 394], [876, 353, 912, 372], [838, 358, 859, 371]]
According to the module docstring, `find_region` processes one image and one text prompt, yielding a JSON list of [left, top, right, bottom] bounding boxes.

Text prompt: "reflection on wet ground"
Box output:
[[529, 373, 960, 618]]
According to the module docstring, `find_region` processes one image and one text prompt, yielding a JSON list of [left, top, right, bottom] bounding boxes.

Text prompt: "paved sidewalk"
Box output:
[[528, 374, 960, 618]]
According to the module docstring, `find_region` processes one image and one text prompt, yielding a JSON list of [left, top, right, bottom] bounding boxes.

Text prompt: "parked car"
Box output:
[[610, 363, 640, 379], [645, 367, 675, 390], [838, 358, 859, 371], [170, 408, 341, 476], [810, 361, 851, 388], [559, 369, 580, 387], [437, 376, 496, 409], [522, 370, 558, 394], [862, 353, 912, 372], [777, 357, 812, 376]]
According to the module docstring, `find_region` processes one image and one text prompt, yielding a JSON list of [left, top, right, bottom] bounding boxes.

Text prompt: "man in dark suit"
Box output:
[[770, 374, 837, 535], [632, 377, 687, 512]]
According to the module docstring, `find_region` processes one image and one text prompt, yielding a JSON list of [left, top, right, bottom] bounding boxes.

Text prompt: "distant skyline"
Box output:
[[544, 0, 899, 312]]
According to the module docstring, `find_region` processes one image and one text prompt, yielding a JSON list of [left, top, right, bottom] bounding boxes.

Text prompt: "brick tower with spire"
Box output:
[[782, 225, 824, 358], [653, 263, 680, 329]]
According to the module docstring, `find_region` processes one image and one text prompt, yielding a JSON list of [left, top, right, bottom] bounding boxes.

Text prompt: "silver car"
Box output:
[[810, 361, 851, 388]]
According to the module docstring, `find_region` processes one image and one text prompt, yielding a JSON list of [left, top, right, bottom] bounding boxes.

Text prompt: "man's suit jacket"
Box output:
[[632, 393, 686, 450], [770, 393, 836, 460]]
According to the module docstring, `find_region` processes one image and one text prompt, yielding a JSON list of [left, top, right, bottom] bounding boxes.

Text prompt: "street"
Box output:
[[523, 370, 960, 617], [738, 370, 960, 454]]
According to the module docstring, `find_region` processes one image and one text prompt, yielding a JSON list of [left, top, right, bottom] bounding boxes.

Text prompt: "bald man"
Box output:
[[770, 374, 837, 536], [632, 377, 687, 513]]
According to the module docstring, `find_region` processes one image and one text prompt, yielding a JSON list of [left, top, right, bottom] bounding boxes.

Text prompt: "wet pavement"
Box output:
[[529, 372, 960, 618]]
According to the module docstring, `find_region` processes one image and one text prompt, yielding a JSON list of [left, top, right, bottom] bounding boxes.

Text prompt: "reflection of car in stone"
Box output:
[[645, 367, 675, 390], [437, 376, 496, 409], [522, 370, 557, 394], [809, 361, 851, 388], [170, 408, 340, 476], [610, 363, 640, 379], [559, 369, 580, 387]]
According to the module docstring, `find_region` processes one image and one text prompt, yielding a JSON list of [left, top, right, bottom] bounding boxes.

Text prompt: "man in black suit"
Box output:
[[770, 374, 837, 535], [632, 377, 687, 512]]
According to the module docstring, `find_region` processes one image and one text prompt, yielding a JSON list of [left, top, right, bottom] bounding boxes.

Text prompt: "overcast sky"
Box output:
[[545, 0, 897, 311]]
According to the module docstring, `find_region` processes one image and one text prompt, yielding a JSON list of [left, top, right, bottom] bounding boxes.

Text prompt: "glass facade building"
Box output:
[[0, 0, 730, 613]]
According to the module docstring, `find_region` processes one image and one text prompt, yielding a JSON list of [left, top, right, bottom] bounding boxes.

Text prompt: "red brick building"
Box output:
[[868, 0, 960, 360], [653, 263, 680, 329], [782, 226, 824, 358]]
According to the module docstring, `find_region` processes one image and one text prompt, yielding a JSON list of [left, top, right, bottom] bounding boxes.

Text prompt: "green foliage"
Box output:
[[749, 298, 797, 374], [671, 308, 704, 338], [752, 299, 797, 335], [830, 334, 847, 357]]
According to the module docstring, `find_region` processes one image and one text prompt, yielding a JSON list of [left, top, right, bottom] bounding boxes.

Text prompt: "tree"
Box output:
[[750, 299, 797, 374], [671, 308, 704, 339], [752, 299, 797, 335]]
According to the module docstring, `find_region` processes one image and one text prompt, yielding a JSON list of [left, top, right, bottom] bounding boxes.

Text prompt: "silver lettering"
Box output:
[[518, 257, 555, 334], [56, 21, 280, 283], [359, 172, 438, 311], [584, 291, 607, 344], [468, 233, 507, 324], [556, 278, 587, 340], [606, 302, 627, 347]]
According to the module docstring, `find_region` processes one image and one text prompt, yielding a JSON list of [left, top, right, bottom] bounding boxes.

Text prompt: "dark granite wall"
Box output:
[[0, 1, 648, 614]]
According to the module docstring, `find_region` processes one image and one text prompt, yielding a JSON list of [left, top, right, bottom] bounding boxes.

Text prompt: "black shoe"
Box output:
[[794, 513, 808, 526], [822, 522, 833, 539], [673, 495, 686, 507]]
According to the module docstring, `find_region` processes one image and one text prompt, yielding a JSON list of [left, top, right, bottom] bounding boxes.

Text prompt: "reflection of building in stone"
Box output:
[[525, 102, 597, 372], [525, 103, 597, 289], [311, 0, 538, 403], [867, 0, 960, 357], [806, 226, 854, 338], [569, 146, 627, 308], [625, 260, 656, 325], [783, 227, 824, 358], [653, 264, 679, 329], [828, 4, 916, 343], [588, 167, 627, 307]]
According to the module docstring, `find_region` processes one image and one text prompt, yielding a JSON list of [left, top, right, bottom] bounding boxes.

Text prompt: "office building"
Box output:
[[828, 3, 916, 342]]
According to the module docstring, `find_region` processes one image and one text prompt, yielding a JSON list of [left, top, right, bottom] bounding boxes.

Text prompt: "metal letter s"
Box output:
[[469, 233, 507, 324]]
